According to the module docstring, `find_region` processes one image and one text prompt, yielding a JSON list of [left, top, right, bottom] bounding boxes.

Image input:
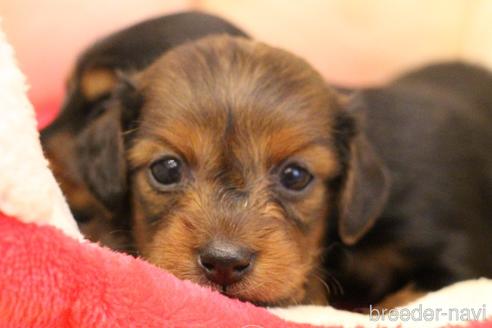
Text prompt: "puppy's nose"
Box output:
[[198, 241, 254, 287]]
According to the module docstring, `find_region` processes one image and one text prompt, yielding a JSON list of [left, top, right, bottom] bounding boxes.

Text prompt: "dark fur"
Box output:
[[326, 65, 492, 308], [41, 12, 492, 308], [41, 12, 247, 252]]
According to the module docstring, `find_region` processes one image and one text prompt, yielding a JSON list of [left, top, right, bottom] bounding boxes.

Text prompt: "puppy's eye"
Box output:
[[280, 164, 313, 191], [149, 156, 182, 186]]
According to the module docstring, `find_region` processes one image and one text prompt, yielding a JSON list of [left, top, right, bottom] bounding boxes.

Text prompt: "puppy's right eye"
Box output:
[[149, 156, 182, 186]]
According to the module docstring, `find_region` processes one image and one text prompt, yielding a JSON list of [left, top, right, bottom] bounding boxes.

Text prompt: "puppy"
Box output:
[[42, 12, 492, 308], [41, 12, 247, 252], [327, 63, 492, 309]]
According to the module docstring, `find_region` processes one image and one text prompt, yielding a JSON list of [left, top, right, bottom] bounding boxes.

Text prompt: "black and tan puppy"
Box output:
[[41, 12, 247, 250], [41, 12, 492, 308]]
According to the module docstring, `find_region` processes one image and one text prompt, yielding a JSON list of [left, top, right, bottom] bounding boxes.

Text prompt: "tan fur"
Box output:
[[80, 69, 118, 100], [126, 36, 344, 305]]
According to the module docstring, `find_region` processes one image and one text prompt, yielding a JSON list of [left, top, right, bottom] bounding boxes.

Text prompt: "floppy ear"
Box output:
[[75, 76, 142, 211], [75, 103, 126, 210], [336, 96, 391, 245]]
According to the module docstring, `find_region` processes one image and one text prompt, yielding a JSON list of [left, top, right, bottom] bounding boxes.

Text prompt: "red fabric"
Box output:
[[0, 213, 317, 328]]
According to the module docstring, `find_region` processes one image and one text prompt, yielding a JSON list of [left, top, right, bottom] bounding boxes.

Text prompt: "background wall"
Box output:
[[1, 0, 491, 126]]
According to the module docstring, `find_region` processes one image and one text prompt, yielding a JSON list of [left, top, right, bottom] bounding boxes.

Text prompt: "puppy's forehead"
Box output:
[[135, 36, 339, 169]]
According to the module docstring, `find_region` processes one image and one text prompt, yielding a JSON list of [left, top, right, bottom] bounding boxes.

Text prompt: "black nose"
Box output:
[[198, 241, 254, 287]]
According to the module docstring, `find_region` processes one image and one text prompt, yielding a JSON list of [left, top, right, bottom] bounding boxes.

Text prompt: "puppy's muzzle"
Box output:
[[198, 240, 255, 287]]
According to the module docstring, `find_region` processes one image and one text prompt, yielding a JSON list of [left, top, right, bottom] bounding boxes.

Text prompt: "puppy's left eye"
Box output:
[[149, 156, 182, 186], [280, 164, 313, 191]]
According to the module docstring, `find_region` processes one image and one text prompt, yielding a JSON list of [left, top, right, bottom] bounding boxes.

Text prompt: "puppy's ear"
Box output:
[[336, 95, 391, 245], [75, 77, 142, 211]]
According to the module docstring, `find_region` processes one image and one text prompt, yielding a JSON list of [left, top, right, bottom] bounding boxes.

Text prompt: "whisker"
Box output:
[[325, 271, 344, 296], [313, 273, 331, 296], [105, 229, 132, 236], [122, 127, 138, 136], [311, 265, 344, 298]]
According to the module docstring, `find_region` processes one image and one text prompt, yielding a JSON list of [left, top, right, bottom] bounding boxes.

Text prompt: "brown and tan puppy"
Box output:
[[126, 36, 354, 306], [41, 12, 248, 252], [42, 12, 492, 308]]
